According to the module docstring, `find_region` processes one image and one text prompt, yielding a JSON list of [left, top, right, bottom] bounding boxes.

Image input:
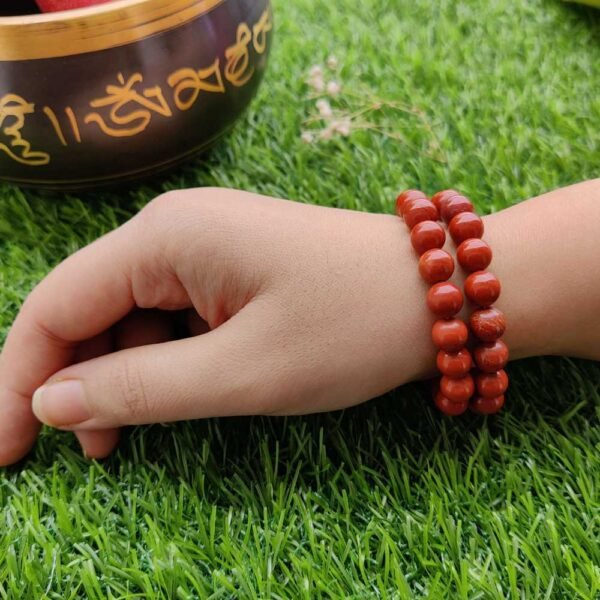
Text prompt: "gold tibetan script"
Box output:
[[84, 73, 173, 137], [225, 23, 255, 87], [1, 8, 274, 167], [252, 8, 272, 54], [0, 94, 50, 166], [168, 58, 225, 111]]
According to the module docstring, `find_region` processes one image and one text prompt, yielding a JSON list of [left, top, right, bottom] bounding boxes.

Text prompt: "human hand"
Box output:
[[0, 189, 439, 464], [2, 181, 599, 466]]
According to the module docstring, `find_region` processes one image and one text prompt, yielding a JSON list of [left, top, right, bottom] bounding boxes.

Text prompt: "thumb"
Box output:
[[31, 307, 272, 430]]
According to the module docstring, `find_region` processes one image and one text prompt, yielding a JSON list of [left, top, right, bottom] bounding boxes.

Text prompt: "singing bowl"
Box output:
[[0, 0, 273, 189]]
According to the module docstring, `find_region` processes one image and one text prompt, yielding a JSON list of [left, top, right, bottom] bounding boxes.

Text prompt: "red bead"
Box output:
[[419, 249, 454, 284], [432, 319, 469, 352], [437, 348, 473, 378], [476, 369, 509, 398], [471, 395, 505, 415], [470, 307, 506, 342], [426, 282, 464, 318], [464, 271, 501, 306], [431, 189, 460, 211], [440, 374, 475, 403], [395, 189, 426, 216], [403, 198, 439, 229], [457, 239, 493, 272], [449, 212, 484, 245], [435, 392, 468, 416], [410, 221, 446, 255], [440, 195, 474, 223], [474, 340, 509, 373]]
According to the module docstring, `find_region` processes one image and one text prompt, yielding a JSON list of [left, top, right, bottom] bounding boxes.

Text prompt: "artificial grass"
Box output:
[[1, 0, 599, 597]]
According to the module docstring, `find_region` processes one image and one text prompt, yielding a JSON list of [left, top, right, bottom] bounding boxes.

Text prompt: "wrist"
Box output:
[[482, 180, 600, 362]]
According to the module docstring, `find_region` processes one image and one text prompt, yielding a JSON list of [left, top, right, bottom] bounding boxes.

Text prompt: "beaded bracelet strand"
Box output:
[[396, 190, 474, 416], [433, 190, 509, 414]]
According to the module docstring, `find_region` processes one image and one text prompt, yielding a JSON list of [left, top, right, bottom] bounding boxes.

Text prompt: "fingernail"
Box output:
[[32, 380, 91, 427]]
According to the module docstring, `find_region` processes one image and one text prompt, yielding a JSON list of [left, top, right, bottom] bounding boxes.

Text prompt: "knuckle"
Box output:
[[137, 188, 224, 240], [18, 293, 38, 325], [138, 190, 183, 229], [142, 187, 219, 219], [19, 288, 70, 348], [110, 355, 152, 423], [138, 188, 249, 261], [20, 282, 44, 318]]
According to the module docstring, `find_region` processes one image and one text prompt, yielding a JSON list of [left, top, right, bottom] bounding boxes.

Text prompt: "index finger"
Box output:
[[0, 216, 164, 465]]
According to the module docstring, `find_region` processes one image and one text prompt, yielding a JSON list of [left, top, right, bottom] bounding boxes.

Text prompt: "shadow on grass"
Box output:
[[559, 0, 600, 34]]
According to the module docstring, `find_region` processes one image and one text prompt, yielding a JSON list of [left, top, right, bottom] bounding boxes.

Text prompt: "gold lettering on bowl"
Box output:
[[1, 8, 274, 168], [0, 94, 50, 166], [224, 23, 255, 87], [253, 7, 273, 54], [84, 73, 173, 138], [168, 58, 226, 112]]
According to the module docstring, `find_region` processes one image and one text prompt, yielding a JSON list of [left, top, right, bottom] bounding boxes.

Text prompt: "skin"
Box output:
[[0, 179, 598, 466]]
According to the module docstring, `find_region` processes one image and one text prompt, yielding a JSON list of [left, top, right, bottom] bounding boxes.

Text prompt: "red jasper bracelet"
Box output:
[[433, 190, 509, 415], [396, 190, 474, 416], [396, 189, 508, 416]]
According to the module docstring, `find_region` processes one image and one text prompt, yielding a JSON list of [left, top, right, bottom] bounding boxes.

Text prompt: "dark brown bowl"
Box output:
[[0, 0, 272, 189]]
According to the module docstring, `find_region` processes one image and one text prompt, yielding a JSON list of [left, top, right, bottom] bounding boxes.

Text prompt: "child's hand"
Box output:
[[0, 189, 436, 464]]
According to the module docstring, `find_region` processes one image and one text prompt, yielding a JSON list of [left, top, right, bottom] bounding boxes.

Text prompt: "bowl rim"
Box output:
[[0, 0, 225, 61], [0, 0, 153, 25]]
